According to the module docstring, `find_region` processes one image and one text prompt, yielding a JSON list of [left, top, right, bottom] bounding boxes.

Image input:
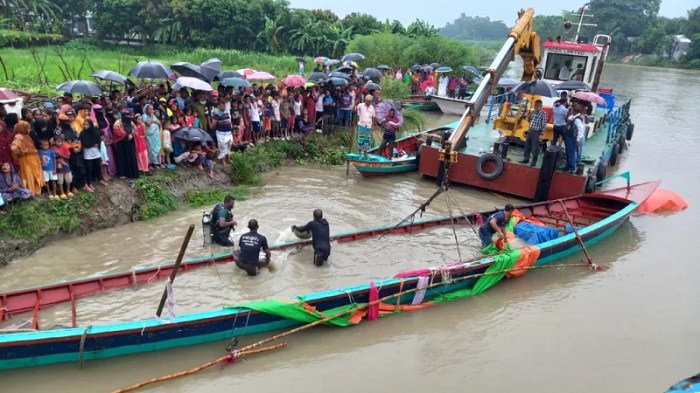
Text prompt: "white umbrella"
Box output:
[[174, 77, 213, 92]]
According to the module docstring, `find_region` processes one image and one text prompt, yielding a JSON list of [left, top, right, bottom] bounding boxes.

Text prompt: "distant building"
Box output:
[[671, 35, 691, 60]]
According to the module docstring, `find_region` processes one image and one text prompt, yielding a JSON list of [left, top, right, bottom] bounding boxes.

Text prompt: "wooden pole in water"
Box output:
[[558, 201, 594, 265], [156, 225, 195, 318]]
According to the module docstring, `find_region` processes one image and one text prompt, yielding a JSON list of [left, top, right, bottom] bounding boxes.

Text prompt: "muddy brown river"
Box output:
[[1, 64, 699, 392]]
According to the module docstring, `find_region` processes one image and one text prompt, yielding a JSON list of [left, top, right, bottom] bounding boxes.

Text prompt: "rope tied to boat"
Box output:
[[78, 324, 92, 369]]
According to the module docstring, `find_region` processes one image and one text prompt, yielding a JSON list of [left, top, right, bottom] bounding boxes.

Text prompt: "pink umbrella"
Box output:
[[237, 68, 257, 78], [282, 74, 305, 87], [247, 71, 276, 81], [572, 91, 606, 105], [0, 88, 19, 102]]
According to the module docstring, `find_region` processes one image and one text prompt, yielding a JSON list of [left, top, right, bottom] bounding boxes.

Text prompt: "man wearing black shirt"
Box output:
[[478, 204, 514, 247], [293, 209, 331, 267], [234, 219, 271, 276]]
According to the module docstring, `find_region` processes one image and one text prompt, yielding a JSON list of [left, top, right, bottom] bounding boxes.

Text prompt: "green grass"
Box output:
[[184, 186, 250, 208], [0, 192, 98, 240], [0, 42, 300, 95]]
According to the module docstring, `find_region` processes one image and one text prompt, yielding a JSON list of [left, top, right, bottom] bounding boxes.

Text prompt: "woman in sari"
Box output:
[[0, 161, 33, 205], [133, 114, 150, 173], [93, 104, 116, 177], [142, 105, 162, 168], [112, 108, 139, 180], [0, 121, 14, 169], [10, 120, 44, 195]]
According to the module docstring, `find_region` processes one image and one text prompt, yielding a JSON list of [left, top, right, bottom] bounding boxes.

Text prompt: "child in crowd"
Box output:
[[51, 135, 73, 199], [232, 126, 247, 152], [187, 142, 214, 179], [162, 123, 175, 167], [99, 130, 110, 182], [184, 107, 196, 128], [39, 139, 57, 199]]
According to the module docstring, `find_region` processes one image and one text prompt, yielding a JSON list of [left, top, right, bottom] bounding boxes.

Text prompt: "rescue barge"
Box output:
[[419, 7, 634, 201]]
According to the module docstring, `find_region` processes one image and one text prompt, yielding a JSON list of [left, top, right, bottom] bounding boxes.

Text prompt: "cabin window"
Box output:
[[544, 54, 589, 81], [588, 57, 598, 83]]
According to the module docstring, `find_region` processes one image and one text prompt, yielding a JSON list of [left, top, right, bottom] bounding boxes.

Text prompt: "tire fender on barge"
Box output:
[[475, 153, 505, 180]]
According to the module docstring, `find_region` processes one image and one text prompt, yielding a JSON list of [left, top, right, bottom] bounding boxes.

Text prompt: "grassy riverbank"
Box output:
[[0, 43, 300, 94]]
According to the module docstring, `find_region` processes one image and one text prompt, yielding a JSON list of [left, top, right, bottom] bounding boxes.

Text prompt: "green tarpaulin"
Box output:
[[226, 300, 361, 327]]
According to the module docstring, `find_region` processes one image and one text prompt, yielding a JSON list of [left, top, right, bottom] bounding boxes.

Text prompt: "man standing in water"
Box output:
[[234, 219, 271, 276], [210, 195, 237, 246], [478, 204, 514, 247], [292, 209, 331, 267]]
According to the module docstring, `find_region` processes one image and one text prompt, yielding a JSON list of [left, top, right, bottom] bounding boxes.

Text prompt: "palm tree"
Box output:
[[290, 20, 318, 53], [1, 0, 61, 24], [154, 17, 181, 45], [327, 23, 353, 58], [406, 19, 439, 38], [256, 15, 284, 54]]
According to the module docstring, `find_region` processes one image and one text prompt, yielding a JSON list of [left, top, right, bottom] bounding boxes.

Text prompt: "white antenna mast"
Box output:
[[565, 3, 599, 42]]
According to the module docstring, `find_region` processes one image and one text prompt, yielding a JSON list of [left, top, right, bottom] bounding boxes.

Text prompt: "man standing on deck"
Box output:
[[210, 195, 237, 247], [292, 209, 331, 267], [520, 99, 548, 167], [233, 219, 271, 276], [478, 204, 514, 247], [356, 95, 376, 156], [550, 98, 570, 147]]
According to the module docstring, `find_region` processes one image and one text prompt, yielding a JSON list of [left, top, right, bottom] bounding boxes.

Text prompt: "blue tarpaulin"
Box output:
[[514, 222, 560, 245]]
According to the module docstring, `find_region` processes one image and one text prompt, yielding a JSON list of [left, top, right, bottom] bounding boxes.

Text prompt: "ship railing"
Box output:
[[485, 91, 516, 124], [606, 99, 632, 144]]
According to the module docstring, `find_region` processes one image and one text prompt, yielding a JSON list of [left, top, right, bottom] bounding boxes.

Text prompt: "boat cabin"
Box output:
[[541, 35, 611, 87]]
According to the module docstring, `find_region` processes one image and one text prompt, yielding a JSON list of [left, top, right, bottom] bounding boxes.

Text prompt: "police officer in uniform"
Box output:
[[210, 195, 237, 246]]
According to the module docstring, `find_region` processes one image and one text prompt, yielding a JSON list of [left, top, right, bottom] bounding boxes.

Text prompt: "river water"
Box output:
[[1, 64, 698, 392]]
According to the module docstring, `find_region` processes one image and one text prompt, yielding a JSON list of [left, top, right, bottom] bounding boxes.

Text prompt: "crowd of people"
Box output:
[[0, 62, 414, 214]]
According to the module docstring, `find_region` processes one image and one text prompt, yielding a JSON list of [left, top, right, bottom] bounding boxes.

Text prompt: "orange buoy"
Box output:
[[638, 189, 688, 214]]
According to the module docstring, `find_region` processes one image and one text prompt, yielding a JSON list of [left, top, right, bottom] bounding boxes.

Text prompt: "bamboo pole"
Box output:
[[111, 343, 287, 393], [156, 225, 195, 317], [558, 201, 601, 269]]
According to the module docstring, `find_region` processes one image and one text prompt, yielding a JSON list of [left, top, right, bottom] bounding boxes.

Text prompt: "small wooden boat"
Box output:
[[344, 127, 447, 177], [0, 181, 659, 370], [431, 95, 470, 115]]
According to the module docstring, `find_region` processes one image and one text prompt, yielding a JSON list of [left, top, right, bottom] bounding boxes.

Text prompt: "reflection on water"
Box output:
[[1, 64, 699, 393]]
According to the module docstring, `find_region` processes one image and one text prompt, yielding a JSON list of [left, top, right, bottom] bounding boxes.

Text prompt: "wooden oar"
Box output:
[[558, 201, 605, 270], [156, 225, 195, 318]]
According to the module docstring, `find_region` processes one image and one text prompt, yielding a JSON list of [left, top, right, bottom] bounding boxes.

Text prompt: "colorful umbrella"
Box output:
[[314, 56, 330, 64], [247, 71, 276, 81], [282, 75, 306, 87], [220, 77, 251, 88], [304, 82, 316, 88], [0, 88, 19, 102], [128, 61, 173, 80], [572, 91, 606, 105], [376, 101, 403, 127], [342, 61, 358, 68], [436, 66, 453, 73], [236, 68, 257, 78], [173, 77, 213, 91]]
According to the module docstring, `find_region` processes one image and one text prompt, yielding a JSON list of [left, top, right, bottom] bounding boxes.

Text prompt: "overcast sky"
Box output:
[[287, 0, 696, 27]]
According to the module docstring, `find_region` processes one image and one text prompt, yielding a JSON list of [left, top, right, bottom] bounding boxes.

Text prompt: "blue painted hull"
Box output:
[[0, 198, 640, 370]]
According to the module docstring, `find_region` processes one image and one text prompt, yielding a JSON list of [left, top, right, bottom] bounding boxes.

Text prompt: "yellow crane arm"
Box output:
[[449, 8, 540, 151]]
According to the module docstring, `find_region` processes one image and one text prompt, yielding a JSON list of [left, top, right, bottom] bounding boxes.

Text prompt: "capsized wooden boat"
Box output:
[[0, 181, 659, 370], [344, 127, 447, 177]]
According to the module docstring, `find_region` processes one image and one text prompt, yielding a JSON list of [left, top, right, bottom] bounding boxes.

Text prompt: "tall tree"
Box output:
[[342, 12, 382, 36]]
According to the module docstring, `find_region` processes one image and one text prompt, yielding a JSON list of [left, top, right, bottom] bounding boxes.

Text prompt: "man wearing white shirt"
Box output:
[[559, 60, 572, 80], [355, 95, 376, 155], [569, 102, 586, 166]]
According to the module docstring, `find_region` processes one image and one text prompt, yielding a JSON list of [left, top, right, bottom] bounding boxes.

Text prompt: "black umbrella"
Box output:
[[556, 80, 591, 91], [129, 61, 173, 80], [514, 80, 559, 98], [462, 65, 483, 82], [57, 80, 104, 96], [410, 64, 421, 72], [329, 71, 350, 80], [364, 81, 382, 91], [335, 66, 353, 74], [171, 62, 207, 81], [362, 68, 382, 83], [172, 126, 214, 143], [200, 58, 222, 81], [306, 71, 327, 83], [329, 77, 349, 86], [91, 70, 128, 85], [376, 64, 390, 70], [216, 70, 242, 81], [341, 53, 365, 62], [295, 57, 306, 63]]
